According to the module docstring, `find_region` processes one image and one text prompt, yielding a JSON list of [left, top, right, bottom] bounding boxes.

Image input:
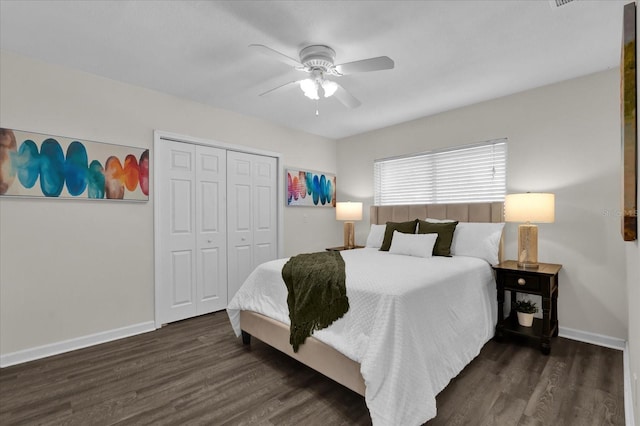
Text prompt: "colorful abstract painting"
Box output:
[[621, 2, 636, 241], [286, 169, 336, 207], [0, 128, 149, 201]]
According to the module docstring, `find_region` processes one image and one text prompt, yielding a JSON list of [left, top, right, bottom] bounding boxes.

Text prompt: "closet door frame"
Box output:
[[153, 130, 283, 329]]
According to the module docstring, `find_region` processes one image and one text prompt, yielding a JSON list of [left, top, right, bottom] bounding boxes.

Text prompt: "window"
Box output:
[[374, 139, 506, 205]]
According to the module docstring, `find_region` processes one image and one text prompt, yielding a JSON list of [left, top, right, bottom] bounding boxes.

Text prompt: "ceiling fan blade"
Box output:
[[258, 80, 300, 97], [249, 44, 302, 68], [332, 83, 361, 109], [334, 56, 394, 75]]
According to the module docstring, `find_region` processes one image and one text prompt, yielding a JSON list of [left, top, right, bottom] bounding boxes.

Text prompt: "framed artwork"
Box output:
[[621, 2, 637, 241], [0, 128, 149, 201], [286, 168, 336, 207]]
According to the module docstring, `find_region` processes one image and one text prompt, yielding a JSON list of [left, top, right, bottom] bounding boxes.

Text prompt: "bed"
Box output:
[[226, 202, 504, 426]]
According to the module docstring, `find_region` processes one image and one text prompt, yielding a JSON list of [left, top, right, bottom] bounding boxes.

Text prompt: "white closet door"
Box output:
[[252, 155, 278, 267], [158, 140, 227, 324], [195, 145, 227, 313], [227, 151, 278, 300], [158, 140, 197, 323]]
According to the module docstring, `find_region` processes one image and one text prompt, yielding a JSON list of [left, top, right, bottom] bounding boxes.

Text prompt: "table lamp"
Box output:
[[504, 193, 555, 269], [336, 201, 363, 249]]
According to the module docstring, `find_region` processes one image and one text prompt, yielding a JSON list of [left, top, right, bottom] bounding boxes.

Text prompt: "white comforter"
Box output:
[[227, 248, 497, 426]]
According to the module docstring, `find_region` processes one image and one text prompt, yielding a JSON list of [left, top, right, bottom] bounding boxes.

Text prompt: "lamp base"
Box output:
[[516, 261, 540, 270], [517, 223, 538, 269], [343, 221, 355, 249]]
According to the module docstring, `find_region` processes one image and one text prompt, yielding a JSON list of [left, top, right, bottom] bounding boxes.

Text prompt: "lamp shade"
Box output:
[[336, 202, 363, 221], [504, 193, 555, 223]]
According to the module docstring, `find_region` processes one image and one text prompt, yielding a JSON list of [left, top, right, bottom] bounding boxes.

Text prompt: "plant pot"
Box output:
[[517, 311, 534, 327]]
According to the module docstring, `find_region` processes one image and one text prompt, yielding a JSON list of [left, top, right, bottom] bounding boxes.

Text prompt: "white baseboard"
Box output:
[[558, 326, 626, 351], [0, 321, 156, 368]]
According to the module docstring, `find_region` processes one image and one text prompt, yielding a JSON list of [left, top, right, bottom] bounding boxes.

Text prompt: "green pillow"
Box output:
[[417, 220, 459, 256], [380, 219, 418, 251]]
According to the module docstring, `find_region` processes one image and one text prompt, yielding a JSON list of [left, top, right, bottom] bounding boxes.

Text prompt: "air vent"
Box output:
[[549, 0, 576, 8]]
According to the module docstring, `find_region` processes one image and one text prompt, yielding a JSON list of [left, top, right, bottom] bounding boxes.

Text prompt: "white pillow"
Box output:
[[450, 222, 505, 265], [365, 224, 386, 248], [389, 231, 438, 258], [424, 217, 456, 223]]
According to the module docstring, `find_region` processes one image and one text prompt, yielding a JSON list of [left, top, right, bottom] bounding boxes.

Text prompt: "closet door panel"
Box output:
[[195, 145, 227, 313], [227, 151, 277, 301], [200, 247, 222, 301], [227, 152, 254, 300], [158, 141, 197, 323], [253, 156, 277, 265], [171, 251, 194, 305], [230, 244, 253, 300]]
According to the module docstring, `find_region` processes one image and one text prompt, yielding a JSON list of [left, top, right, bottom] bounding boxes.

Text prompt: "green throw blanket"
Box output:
[[281, 251, 349, 352]]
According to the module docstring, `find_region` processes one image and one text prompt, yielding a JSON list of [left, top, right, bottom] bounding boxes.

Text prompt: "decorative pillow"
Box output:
[[417, 220, 459, 256], [424, 217, 456, 223], [389, 231, 438, 258], [379, 219, 418, 251], [365, 224, 387, 248], [450, 222, 505, 265]]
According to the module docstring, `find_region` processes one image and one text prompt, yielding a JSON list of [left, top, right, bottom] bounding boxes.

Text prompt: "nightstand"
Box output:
[[493, 260, 562, 355], [325, 245, 365, 251]]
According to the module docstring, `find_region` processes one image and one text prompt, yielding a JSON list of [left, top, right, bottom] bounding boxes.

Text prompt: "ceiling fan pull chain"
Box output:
[[315, 99, 320, 116]]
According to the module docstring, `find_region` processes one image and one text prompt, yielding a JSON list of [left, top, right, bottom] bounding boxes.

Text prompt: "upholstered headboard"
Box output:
[[370, 202, 505, 262], [370, 202, 504, 225]]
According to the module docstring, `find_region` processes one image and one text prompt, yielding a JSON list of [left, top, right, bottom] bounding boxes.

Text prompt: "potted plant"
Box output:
[[515, 299, 538, 327]]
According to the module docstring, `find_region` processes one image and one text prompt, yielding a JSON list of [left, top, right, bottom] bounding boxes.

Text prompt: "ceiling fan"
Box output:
[[250, 44, 394, 109]]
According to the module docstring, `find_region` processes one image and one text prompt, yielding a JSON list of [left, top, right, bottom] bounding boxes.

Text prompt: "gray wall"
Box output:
[[0, 51, 340, 356], [337, 69, 628, 342]]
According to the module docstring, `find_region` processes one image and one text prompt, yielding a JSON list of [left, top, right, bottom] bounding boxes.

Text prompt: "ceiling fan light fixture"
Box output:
[[300, 78, 319, 100], [321, 80, 338, 98], [251, 43, 392, 109]]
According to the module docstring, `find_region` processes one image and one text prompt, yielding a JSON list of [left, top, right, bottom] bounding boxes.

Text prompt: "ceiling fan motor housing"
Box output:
[[299, 45, 336, 71]]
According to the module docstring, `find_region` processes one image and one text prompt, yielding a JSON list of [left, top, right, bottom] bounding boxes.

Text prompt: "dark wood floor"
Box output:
[[0, 312, 624, 426]]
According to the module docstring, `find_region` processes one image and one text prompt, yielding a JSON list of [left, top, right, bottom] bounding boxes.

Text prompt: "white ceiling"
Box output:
[[0, 0, 628, 140]]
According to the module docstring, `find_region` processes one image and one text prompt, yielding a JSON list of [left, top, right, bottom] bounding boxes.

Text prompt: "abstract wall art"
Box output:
[[0, 128, 149, 201], [286, 168, 336, 207], [621, 2, 637, 241]]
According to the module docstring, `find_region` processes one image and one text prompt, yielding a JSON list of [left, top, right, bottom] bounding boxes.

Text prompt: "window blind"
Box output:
[[374, 139, 507, 205]]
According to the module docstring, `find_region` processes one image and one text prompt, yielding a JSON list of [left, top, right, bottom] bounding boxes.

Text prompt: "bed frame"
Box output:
[[239, 202, 504, 396]]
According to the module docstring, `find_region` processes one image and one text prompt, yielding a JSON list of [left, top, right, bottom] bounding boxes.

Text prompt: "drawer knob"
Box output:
[[517, 278, 526, 286]]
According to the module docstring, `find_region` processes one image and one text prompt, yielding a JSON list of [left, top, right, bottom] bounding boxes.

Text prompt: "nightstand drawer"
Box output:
[[503, 273, 541, 292]]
